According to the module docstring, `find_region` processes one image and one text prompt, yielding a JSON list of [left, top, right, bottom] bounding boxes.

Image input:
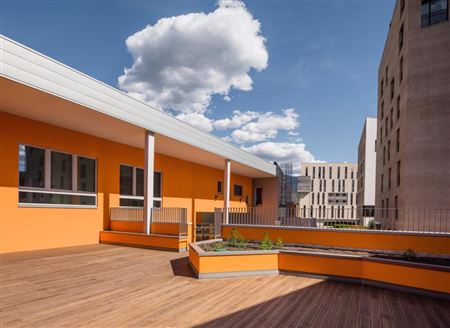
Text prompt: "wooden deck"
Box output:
[[1, 245, 449, 328]]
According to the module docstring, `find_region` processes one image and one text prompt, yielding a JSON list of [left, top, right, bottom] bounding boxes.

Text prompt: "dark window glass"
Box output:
[[390, 78, 395, 100], [77, 156, 96, 192], [305, 167, 308, 176], [136, 168, 144, 196], [154, 200, 162, 208], [397, 161, 401, 186], [154, 172, 162, 198], [396, 128, 400, 152], [120, 198, 144, 207], [399, 57, 403, 82], [51, 151, 72, 190], [399, 25, 403, 52], [234, 184, 243, 197], [255, 187, 263, 206], [422, 0, 448, 27], [120, 165, 133, 195], [19, 192, 95, 206], [217, 181, 222, 193], [19, 145, 45, 188]]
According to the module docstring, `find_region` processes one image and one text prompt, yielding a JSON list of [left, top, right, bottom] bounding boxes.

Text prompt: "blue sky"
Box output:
[[2, 0, 394, 171]]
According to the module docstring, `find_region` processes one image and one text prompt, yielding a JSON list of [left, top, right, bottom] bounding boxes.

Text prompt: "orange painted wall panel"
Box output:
[[362, 260, 450, 294], [1, 112, 253, 253], [100, 231, 185, 250], [199, 253, 278, 273], [222, 226, 450, 254], [279, 253, 363, 278]]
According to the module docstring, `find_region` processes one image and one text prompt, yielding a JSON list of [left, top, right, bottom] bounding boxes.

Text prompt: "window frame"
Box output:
[[119, 164, 162, 208], [18, 144, 97, 208]]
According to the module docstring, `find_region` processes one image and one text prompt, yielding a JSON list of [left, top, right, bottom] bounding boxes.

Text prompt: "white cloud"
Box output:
[[213, 110, 259, 130], [176, 112, 213, 132], [241, 142, 323, 174], [118, 0, 268, 120], [230, 108, 299, 143], [223, 95, 232, 102]]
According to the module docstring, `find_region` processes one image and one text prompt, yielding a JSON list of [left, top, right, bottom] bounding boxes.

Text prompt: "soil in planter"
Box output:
[[199, 241, 450, 267]]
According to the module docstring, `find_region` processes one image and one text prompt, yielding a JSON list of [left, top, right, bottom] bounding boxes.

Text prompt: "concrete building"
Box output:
[[298, 163, 358, 224], [374, 0, 450, 230], [356, 118, 377, 226]]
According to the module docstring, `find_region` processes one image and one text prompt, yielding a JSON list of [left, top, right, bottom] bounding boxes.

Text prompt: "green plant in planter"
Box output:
[[228, 228, 247, 248], [212, 242, 226, 251], [402, 248, 417, 261], [275, 237, 284, 248], [260, 233, 273, 250], [367, 219, 375, 230]]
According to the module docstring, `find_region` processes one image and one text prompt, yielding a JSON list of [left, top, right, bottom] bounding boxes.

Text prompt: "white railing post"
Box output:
[[223, 159, 231, 224], [144, 131, 155, 235]]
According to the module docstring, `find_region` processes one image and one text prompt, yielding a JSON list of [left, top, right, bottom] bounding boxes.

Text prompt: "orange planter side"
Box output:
[[279, 253, 363, 279], [222, 226, 450, 254]]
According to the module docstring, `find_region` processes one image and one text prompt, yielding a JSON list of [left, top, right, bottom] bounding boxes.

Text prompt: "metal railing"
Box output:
[[110, 207, 188, 236], [217, 207, 450, 234]]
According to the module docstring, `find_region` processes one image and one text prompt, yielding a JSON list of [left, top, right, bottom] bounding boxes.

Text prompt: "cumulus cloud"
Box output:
[[241, 142, 322, 173], [213, 110, 259, 130], [230, 108, 299, 143], [175, 112, 213, 132], [118, 0, 268, 131]]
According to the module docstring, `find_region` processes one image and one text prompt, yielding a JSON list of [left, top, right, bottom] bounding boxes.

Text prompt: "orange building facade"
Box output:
[[0, 36, 277, 253]]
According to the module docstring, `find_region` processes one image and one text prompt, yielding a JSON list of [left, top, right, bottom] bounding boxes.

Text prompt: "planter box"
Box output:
[[189, 240, 278, 279], [189, 241, 450, 300]]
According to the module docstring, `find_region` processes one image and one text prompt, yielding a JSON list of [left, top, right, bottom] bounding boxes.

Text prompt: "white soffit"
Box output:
[[0, 35, 276, 177]]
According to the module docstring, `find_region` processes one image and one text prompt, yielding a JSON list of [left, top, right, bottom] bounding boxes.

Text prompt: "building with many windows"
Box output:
[[298, 163, 358, 224], [356, 118, 377, 226], [375, 0, 450, 230]]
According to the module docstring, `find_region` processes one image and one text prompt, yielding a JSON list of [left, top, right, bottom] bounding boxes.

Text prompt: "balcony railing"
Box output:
[[110, 207, 188, 237], [215, 207, 450, 234]]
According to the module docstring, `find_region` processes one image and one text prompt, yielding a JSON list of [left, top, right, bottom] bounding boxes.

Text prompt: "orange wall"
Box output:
[[222, 226, 450, 254], [0, 112, 252, 253]]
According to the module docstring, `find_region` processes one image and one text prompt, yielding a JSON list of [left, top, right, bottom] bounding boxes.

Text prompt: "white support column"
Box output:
[[223, 159, 231, 224], [144, 131, 155, 235]]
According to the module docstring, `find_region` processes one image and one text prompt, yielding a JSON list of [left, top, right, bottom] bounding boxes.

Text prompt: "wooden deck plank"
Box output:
[[1, 244, 449, 328]]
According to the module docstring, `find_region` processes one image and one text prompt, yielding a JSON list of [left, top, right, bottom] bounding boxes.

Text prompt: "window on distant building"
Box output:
[[400, 57, 404, 82], [345, 167, 348, 179], [389, 167, 392, 190], [324, 180, 327, 192], [322, 193, 325, 204], [311, 180, 314, 191], [18, 144, 97, 206], [395, 195, 398, 219], [342, 180, 346, 192], [337, 167, 341, 179], [385, 117, 388, 136], [399, 24, 404, 52], [381, 101, 384, 119], [390, 108, 394, 129], [383, 146, 386, 165], [352, 180, 355, 192], [234, 184, 243, 197], [396, 128, 400, 152], [397, 96, 400, 121], [313, 167, 315, 179], [332, 180, 335, 192], [380, 126, 383, 144], [329, 166, 332, 179], [312, 192, 314, 205], [305, 167, 308, 176], [381, 199, 385, 218], [317, 193, 320, 204], [380, 79, 384, 98], [400, 0, 405, 15], [390, 77, 395, 101], [397, 161, 401, 186], [421, 0, 448, 27], [320, 180, 322, 192], [388, 140, 391, 161], [381, 174, 384, 192], [120, 165, 162, 208], [338, 180, 341, 192]]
